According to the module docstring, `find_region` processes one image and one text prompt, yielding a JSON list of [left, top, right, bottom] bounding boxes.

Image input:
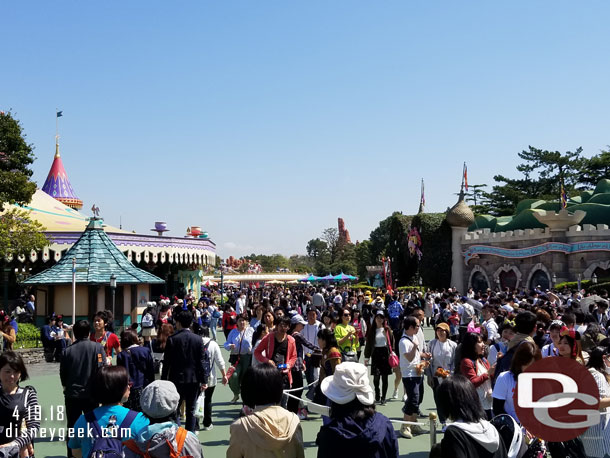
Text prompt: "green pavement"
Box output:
[[28, 327, 439, 458]]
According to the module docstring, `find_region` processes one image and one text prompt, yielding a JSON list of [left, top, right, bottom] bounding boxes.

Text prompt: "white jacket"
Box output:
[[202, 337, 225, 387]]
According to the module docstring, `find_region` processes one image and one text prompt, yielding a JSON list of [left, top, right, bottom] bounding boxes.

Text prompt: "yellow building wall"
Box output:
[[96, 288, 105, 312], [54, 285, 89, 317]]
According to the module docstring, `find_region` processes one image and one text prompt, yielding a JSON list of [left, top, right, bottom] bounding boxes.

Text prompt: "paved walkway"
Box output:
[[27, 327, 440, 457]]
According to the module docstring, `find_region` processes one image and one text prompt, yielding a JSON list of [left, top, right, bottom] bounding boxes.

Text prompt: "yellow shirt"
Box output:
[[334, 323, 360, 352]]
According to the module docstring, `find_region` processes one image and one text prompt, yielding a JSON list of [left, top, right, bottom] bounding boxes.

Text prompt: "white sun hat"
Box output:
[[320, 362, 375, 406]]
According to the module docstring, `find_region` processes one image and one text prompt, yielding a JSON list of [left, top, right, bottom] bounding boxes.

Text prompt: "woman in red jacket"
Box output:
[[254, 316, 297, 388], [459, 332, 495, 419], [222, 305, 237, 339]]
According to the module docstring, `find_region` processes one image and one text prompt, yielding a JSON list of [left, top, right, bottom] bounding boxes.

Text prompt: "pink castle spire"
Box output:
[[41, 141, 83, 210]]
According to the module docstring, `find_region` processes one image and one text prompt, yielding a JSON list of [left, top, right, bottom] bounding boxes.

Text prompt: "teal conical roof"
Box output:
[[24, 219, 164, 285]]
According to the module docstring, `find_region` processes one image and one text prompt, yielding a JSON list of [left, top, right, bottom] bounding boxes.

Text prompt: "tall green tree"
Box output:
[[386, 213, 415, 286], [306, 238, 328, 260], [0, 111, 37, 209], [369, 212, 401, 262], [305, 238, 331, 275], [355, 240, 372, 281], [578, 147, 610, 188], [0, 209, 47, 259], [0, 112, 48, 258], [463, 184, 491, 215], [331, 242, 357, 276], [321, 228, 339, 263], [484, 146, 583, 216]]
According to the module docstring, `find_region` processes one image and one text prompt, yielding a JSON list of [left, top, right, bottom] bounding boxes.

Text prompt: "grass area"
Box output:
[[28, 327, 439, 458]]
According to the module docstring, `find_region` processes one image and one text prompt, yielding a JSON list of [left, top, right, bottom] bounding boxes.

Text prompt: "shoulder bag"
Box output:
[[386, 331, 399, 368]]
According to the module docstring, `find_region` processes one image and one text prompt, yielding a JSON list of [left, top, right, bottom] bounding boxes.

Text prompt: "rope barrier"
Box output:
[[283, 380, 318, 393]]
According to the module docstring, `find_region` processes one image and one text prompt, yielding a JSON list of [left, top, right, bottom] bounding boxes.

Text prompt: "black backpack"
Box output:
[[85, 410, 138, 458], [493, 340, 528, 384], [202, 341, 211, 381]]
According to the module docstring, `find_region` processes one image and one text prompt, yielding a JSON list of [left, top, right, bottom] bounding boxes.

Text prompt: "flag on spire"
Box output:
[[463, 163, 469, 191], [56, 110, 63, 118], [420, 179, 425, 211], [561, 184, 568, 209]]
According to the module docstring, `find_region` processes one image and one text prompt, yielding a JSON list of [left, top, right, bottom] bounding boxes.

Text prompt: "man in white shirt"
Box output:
[[411, 308, 431, 415], [235, 293, 246, 316], [398, 316, 426, 439], [312, 289, 325, 309], [302, 306, 321, 391], [481, 305, 499, 344]]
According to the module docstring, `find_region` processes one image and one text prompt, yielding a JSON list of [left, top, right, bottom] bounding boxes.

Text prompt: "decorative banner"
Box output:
[[382, 257, 393, 292], [407, 227, 423, 260], [464, 241, 610, 264]]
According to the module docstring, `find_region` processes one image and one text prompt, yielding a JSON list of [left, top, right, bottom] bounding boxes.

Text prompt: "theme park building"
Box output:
[[450, 179, 610, 292]]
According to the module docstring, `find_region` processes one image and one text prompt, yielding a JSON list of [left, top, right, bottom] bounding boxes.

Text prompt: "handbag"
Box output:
[[225, 362, 237, 381], [341, 350, 358, 363], [227, 330, 245, 379], [386, 331, 399, 368], [424, 340, 437, 379]]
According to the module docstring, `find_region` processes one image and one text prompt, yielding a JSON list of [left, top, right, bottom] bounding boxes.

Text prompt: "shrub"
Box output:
[[554, 280, 591, 290], [586, 281, 610, 295], [350, 283, 378, 292], [15, 323, 41, 349], [396, 286, 427, 293]]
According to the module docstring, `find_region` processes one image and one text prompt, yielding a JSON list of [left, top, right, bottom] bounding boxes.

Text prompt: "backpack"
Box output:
[[85, 410, 138, 458], [124, 426, 194, 458], [493, 340, 528, 384], [202, 341, 211, 381], [141, 313, 154, 329]]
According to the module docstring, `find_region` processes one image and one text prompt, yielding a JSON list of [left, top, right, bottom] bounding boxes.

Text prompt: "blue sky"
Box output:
[[2, 2, 610, 258]]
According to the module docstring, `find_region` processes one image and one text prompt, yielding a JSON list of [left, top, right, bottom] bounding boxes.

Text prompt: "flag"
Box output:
[[420, 179, 425, 209], [56, 111, 63, 117], [561, 184, 568, 209], [464, 163, 469, 191], [381, 257, 393, 292]]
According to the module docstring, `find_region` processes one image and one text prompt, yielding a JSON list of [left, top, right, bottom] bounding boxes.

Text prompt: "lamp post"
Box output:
[[220, 269, 224, 308], [72, 258, 76, 326], [109, 274, 117, 329], [592, 273, 598, 284], [552, 273, 557, 287], [577, 273, 582, 291]]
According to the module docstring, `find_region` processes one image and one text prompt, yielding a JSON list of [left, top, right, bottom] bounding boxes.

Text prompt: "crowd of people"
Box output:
[[0, 284, 609, 457]]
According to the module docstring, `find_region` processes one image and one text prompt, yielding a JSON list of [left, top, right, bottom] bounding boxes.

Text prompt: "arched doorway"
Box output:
[[529, 269, 550, 291], [499, 270, 518, 290], [472, 271, 489, 292], [593, 267, 610, 283]]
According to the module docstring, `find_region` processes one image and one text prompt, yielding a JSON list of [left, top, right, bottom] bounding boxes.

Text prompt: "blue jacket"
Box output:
[[316, 411, 398, 458], [117, 346, 155, 389]]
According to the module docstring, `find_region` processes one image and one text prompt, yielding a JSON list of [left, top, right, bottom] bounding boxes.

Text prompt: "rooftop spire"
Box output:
[[41, 111, 83, 210]]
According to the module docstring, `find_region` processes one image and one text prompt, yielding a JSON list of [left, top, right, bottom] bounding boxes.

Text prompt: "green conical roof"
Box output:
[[24, 219, 164, 285]]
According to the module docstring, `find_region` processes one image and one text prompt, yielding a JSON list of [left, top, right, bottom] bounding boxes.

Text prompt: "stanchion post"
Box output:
[[429, 412, 438, 449]]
